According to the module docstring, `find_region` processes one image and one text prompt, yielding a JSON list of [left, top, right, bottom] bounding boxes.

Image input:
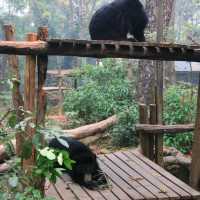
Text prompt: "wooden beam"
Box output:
[[4, 25, 24, 156], [0, 39, 200, 62], [190, 74, 200, 190], [135, 124, 194, 134], [43, 86, 69, 92], [22, 33, 37, 172], [36, 27, 48, 126], [47, 69, 78, 77], [0, 40, 46, 54]]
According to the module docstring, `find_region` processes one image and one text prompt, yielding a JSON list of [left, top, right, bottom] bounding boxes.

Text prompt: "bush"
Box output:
[[64, 62, 138, 147], [163, 85, 196, 154], [110, 105, 138, 147]]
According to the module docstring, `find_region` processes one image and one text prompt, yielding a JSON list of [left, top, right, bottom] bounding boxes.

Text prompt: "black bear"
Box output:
[[89, 0, 148, 41], [48, 136, 107, 190]]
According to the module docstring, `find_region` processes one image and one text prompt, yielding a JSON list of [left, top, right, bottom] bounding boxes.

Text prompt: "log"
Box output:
[[0, 115, 117, 161], [62, 115, 118, 139], [22, 33, 37, 171], [164, 155, 191, 168], [4, 25, 24, 156], [0, 40, 46, 54], [135, 124, 194, 134]]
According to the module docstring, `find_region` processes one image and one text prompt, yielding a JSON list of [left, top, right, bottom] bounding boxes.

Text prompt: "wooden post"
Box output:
[[190, 74, 200, 190], [22, 33, 37, 171], [36, 27, 48, 126], [58, 66, 64, 115], [4, 25, 24, 156], [139, 104, 150, 157], [149, 104, 157, 160], [155, 0, 164, 166]]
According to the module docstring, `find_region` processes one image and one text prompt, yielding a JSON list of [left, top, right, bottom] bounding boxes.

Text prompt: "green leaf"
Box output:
[[57, 153, 63, 166], [39, 147, 56, 160], [7, 114, 17, 128]]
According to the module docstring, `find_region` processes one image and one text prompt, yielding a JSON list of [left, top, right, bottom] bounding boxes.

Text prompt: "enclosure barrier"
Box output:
[[136, 104, 194, 162], [2, 25, 200, 193]]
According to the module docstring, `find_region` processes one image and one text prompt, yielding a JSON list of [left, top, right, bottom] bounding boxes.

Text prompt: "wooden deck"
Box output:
[[45, 150, 200, 200]]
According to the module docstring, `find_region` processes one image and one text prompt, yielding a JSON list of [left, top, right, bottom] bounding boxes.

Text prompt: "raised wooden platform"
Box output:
[[45, 150, 200, 200], [1, 40, 200, 61]]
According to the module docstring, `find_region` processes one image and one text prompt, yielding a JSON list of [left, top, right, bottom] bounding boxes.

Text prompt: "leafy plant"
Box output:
[[110, 105, 139, 147], [34, 146, 75, 183], [0, 109, 74, 199], [64, 62, 139, 147], [163, 85, 196, 154]]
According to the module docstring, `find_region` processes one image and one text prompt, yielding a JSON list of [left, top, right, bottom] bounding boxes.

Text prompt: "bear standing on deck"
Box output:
[[89, 0, 148, 42]]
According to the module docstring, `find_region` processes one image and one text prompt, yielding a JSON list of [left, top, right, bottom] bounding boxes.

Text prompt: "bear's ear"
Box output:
[[56, 137, 69, 148]]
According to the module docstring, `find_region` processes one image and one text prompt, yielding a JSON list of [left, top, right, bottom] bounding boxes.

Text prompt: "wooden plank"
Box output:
[[54, 178, 77, 200], [62, 174, 92, 200], [126, 151, 192, 199], [83, 188, 107, 200], [133, 151, 200, 198], [107, 152, 174, 199], [135, 124, 194, 134], [98, 158, 145, 200], [102, 154, 159, 200], [48, 39, 199, 49], [62, 165, 132, 200], [98, 179, 131, 200], [45, 184, 62, 200]]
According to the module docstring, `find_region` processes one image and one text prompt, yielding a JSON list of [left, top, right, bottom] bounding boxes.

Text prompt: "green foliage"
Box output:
[[0, 187, 54, 200], [0, 109, 74, 199], [164, 85, 196, 124], [34, 146, 75, 183], [164, 85, 196, 154], [64, 61, 138, 147], [110, 105, 138, 147]]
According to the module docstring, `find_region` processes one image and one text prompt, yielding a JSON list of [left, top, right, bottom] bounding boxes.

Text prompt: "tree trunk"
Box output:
[[137, 0, 157, 104], [163, 0, 176, 86]]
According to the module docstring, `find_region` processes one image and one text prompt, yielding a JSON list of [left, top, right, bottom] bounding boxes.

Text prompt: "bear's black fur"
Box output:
[[89, 0, 148, 41], [48, 136, 107, 190]]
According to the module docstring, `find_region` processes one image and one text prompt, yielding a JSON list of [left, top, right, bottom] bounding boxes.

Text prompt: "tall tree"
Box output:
[[137, 0, 157, 104]]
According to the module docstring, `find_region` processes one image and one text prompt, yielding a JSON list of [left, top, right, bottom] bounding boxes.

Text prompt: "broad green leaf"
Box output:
[[57, 153, 63, 166]]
